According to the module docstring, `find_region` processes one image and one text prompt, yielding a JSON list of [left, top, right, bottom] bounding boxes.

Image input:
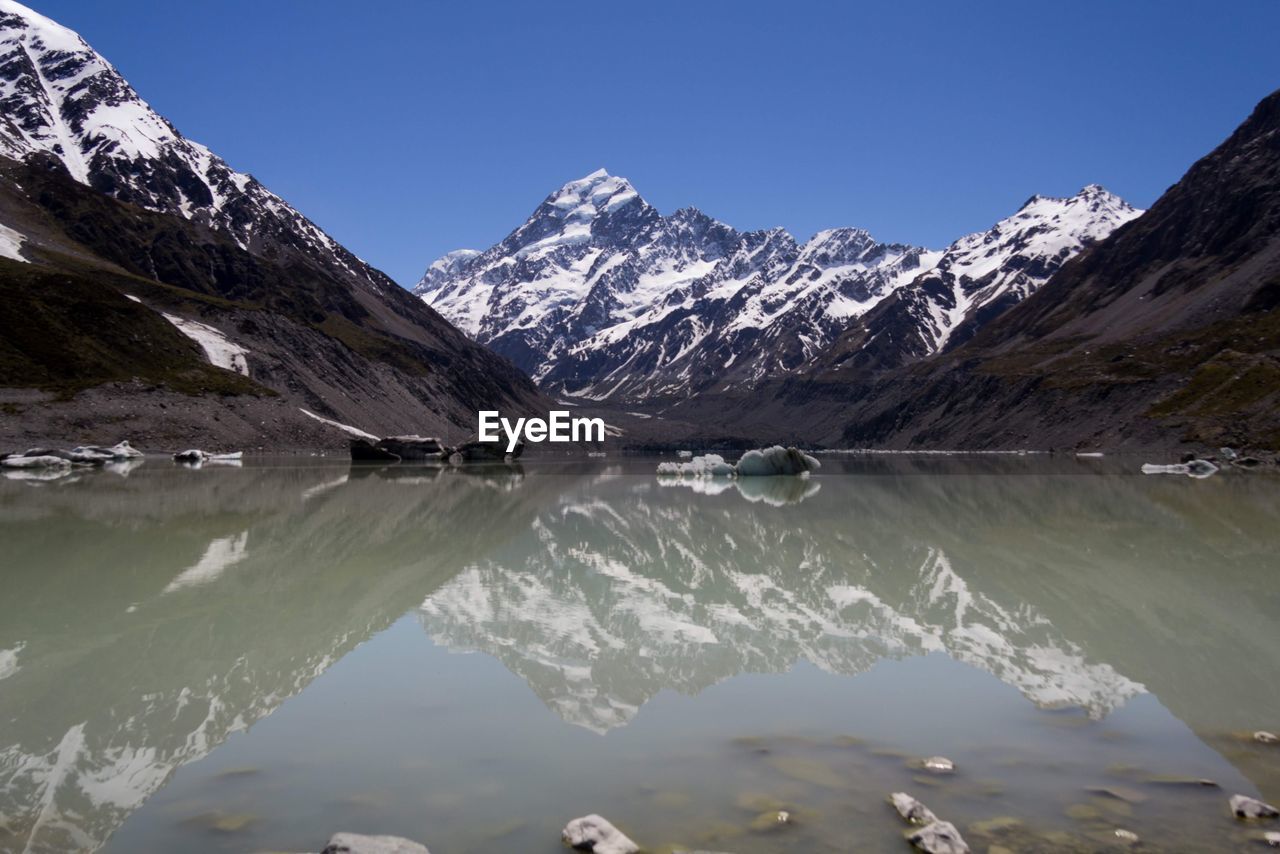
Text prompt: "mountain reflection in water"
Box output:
[[0, 457, 1278, 853]]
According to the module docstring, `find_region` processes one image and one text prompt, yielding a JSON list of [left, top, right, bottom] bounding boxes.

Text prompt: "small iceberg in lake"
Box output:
[[173, 450, 243, 467], [1141, 459, 1218, 478], [657, 446, 820, 479], [736, 446, 821, 476], [2, 454, 72, 469], [2, 439, 146, 469], [657, 446, 822, 505], [657, 453, 735, 477]]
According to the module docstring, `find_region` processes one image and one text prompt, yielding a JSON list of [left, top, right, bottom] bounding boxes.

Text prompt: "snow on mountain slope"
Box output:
[[824, 185, 1143, 373], [417, 169, 941, 402], [0, 0, 546, 441], [418, 172, 1139, 404], [0, 0, 375, 290]]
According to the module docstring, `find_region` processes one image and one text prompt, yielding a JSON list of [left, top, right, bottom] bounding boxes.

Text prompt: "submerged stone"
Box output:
[[747, 809, 792, 833], [1144, 775, 1219, 787], [562, 814, 640, 854], [320, 833, 430, 854], [1086, 785, 1148, 804], [1093, 798, 1133, 817], [766, 755, 844, 788]]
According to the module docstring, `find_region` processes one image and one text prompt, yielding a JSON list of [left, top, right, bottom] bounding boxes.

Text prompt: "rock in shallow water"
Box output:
[[1230, 794, 1280, 819], [921, 756, 955, 774], [908, 820, 970, 854], [890, 792, 938, 824], [320, 833, 430, 854], [562, 814, 639, 854], [1112, 828, 1139, 845]]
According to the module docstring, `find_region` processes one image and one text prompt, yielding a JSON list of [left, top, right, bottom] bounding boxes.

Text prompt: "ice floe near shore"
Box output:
[[657, 452, 735, 477], [1141, 460, 1218, 478], [173, 449, 243, 466], [657, 446, 820, 479]]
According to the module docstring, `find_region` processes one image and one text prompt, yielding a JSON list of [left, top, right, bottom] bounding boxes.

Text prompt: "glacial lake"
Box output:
[[2, 455, 1279, 853]]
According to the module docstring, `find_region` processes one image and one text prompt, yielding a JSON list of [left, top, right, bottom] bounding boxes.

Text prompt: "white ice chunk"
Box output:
[[735, 445, 821, 477]]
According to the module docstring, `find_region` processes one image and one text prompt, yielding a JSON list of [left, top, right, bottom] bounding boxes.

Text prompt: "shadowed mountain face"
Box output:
[[0, 1, 544, 448], [3, 460, 1279, 852], [727, 88, 1280, 452]]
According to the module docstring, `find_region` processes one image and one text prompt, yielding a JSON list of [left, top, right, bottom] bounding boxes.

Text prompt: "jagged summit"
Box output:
[[816, 185, 1143, 374], [417, 171, 1139, 402]]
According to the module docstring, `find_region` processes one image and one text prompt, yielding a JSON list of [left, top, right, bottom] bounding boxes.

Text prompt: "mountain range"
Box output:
[[416, 173, 1141, 405], [0, 0, 1275, 452], [419, 88, 1279, 450], [704, 86, 1280, 451]]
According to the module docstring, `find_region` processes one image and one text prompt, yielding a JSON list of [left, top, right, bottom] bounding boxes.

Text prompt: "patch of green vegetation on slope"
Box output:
[[0, 257, 271, 400], [975, 302, 1280, 448], [15, 157, 449, 381]]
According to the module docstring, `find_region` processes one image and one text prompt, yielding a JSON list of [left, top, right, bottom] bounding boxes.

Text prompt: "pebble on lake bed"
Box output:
[[562, 814, 640, 854], [1230, 794, 1280, 819], [921, 756, 955, 774], [320, 833, 430, 854]]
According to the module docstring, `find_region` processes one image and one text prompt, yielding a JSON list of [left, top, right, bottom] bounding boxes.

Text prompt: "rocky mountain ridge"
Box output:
[[418, 170, 1138, 404]]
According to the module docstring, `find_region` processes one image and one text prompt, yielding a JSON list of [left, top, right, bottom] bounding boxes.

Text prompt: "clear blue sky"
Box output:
[[29, 0, 1280, 286]]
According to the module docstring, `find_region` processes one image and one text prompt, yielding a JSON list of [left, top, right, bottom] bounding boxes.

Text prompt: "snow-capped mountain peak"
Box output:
[[417, 172, 1142, 403], [823, 185, 1143, 373], [0, 0, 168, 178], [0, 0, 383, 290], [415, 173, 943, 398], [549, 168, 638, 214]]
